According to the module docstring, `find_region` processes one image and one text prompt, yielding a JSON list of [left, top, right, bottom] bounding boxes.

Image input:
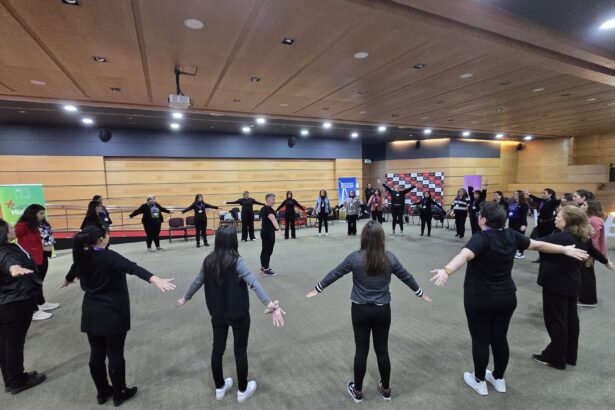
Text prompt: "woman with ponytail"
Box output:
[[306, 221, 431, 403], [61, 225, 175, 406]]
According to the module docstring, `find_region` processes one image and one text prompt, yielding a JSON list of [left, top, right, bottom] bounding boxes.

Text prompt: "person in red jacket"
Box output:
[[16, 204, 60, 321]]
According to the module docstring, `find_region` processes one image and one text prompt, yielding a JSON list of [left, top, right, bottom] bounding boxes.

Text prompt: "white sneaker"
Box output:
[[390, 231, 395, 236], [514, 252, 525, 259], [317, 233, 322, 237], [237, 380, 256, 403], [38, 302, 60, 311], [32, 310, 53, 321], [463, 372, 488, 396], [325, 233, 329, 237], [485, 370, 506, 393], [400, 232, 405, 236], [215, 378, 233, 400]]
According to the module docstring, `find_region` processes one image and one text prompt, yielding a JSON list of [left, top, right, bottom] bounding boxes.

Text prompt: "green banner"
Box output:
[[0, 184, 46, 225]]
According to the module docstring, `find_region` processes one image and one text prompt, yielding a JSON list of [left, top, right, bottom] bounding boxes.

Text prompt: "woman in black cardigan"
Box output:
[[129, 195, 170, 252], [532, 206, 614, 370], [0, 219, 46, 394], [62, 225, 175, 406], [417, 191, 443, 236], [81, 200, 108, 230], [182, 194, 219, 248]]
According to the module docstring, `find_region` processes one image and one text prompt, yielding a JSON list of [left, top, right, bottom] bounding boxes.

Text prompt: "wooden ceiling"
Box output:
[[1, 0, 615, 138]]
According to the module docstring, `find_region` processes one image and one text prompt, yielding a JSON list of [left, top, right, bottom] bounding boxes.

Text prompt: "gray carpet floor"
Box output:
[[1, 218, 614, 410]]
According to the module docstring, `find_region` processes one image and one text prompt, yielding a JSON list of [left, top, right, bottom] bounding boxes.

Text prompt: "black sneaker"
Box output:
[[241, 240, 247, 243], [196, 243, 201, 248], [532, 354, 565, 370], [204, 242, 210, 247], [113, 386, 138, 407], [346, 381, 362, 403], [97, 385, 114, 405], [261, 269, 277, 277], [11, 372, 46, 395], [377, 380, 391, 401]]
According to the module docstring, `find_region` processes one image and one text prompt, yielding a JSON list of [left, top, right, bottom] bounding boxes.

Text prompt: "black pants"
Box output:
[[87, 332, 128, 394], [351, 303, 391, 391], [509, 220, 525, 254], [260, 231, 275, 269], [36, 250, 51, 305], [391, 207, 404, 232], [371, 210, 383, 223], [211, 315, 250, 392], [317, 212, 329, 233], [194, 218, 208, 245], [541, 288, 579, 368], [454, 210, 467, 238], [0, 299, 35, 389], [578, 264, 597, 305], [347, 214, 358, 235], [420, 213, 432, 235], [144, 221, 161, 249], [536, 220, 555, 239], [469, 214, 480, 235], [284, 215, 296, 239], [464, 292, 517, 380], [241, 215, 255, 241]]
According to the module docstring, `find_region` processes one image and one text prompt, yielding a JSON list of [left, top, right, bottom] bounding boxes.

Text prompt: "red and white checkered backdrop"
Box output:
[[384, 172, 445, 204]]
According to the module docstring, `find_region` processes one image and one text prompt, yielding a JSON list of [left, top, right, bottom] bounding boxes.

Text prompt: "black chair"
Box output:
[[168, 217, 188, 243]]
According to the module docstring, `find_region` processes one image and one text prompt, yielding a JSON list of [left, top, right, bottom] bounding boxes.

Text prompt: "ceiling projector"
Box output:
[[168, 94, 191, 109]]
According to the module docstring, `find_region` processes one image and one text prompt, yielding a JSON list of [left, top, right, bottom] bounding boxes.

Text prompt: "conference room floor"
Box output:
[[2, 218, 614, 410]]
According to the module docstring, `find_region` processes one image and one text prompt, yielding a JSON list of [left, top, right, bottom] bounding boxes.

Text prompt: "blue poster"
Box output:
[[338, 177, 358, 203]]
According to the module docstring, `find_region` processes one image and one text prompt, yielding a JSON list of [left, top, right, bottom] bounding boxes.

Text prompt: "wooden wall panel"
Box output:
[[571, 134, 615, 166]]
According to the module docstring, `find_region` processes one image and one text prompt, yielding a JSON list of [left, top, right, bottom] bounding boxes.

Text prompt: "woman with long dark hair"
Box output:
[[337, 190, 362, 236], [367, 188, 384, 223], [275, 191, 305, 240], [182, 194, 219, 248], [508, 190, 529, 259], [450, 188, 470, 238], [431, 202, 589, 396], [417, 191, 443, 236], [16, 204, 59, 320], [532, 206, 614, 370], [81, 200, 108, 230], [468, 185, 487, 235], [176, 225, 285, 403], [307, 221, 431, 403], [129, 195, 171, 252], [61, 225, 175, 406], [571, 189, 594, 207], [528, 188, 559, 239], [314, 190, 333, 237], [93, 195, 112, 227], [377, 178, 415, 236], [0, 219, 47, 394], [578, 199, 607, 307]]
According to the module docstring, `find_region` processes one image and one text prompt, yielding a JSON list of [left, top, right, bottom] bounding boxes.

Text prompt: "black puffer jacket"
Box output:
[[0, 243, 42, 305]]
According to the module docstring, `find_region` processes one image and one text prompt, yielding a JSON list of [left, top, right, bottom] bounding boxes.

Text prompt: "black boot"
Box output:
[[113, 387, 138, 407], [11, 372, 46, 394], [110, 362, 137, 407], [196, 242, 201, 248], [90, 364, 113, 405]]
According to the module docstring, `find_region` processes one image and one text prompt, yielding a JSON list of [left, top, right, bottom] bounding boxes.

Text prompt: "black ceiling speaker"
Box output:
[[516, 143, 523, 151], [415, 140, 421, 149], [98, 129, 112, 142], [288, 136, 297, 148]]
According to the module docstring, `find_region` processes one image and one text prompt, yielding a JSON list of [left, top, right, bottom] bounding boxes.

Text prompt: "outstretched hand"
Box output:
[[150, 276, 176, 292], [430, 269, 449, 286], [563, 245, 589, 261], [271, 308, 286, 327], [59, 279, 74, 289], [306, 289, 319, 298], [176, 297, 187, 307], [607, 261, 615, 271], [9, 265, 33, 277], [420, 294, 432, 302]]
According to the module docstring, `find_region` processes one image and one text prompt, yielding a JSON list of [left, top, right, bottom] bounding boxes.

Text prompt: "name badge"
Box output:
[[509, 211, 514, 216], [198, 210, 203, 213], [104, 218, 109, 222]]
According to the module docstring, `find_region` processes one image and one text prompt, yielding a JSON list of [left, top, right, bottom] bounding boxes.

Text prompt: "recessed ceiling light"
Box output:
[[63, 105, 78, 112], [110, 87, 121, 92], [496, 108, 504, 112], [300, 129, 309, 136], [378, 126, 387, 132], [423, 128, 432, 135], [233, 99, 241, 102], [282, 38, 295, 45], [599, 18, 615, 30], [19, 110, 26, 114], [322, 107, 330, 111], [354, 51, 369, 59], [462, 131, 471, 137], [499, 80, 512, 86], [256, 117, 266, 124], [62, 0, 79, 5], [242, 126, 251, 133], [184, 18, 204, 29], [459, 73, 473, 79], [250, 76, 261, 82], [323, 122, 332, 129], [170, 123, 180, 130], [532, 87, 545, 92], [357, 90, 368, 95], [391, 114, 399, 117], [413, 63, 426, 69], [359, 110, 367, 114], [82, 118, 94, 125], [524, 135, 533, 141], [351, 132, 359, 138], [280, 103, 288, 107], [172, 112, 183, 119], [92, 56, 108, 63], [586, 98, 597, 102], [30, 80, 46, 85], [495, 133, 504, 139]]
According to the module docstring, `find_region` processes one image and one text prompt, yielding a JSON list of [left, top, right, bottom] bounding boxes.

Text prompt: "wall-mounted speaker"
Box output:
[[415, 140, 421, 149], [516, 143, 523, 151], [288, 136, 297, 148], [98, 129, 112, 142]]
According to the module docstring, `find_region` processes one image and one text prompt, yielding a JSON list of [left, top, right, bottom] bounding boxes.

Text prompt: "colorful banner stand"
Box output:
[[338, 177, 358, 203], [0, 184, 46, 224]]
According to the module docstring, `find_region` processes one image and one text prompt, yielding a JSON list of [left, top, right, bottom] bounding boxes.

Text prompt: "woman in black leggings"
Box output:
[[182, 194, 219, 247], [314, 190, 333, 236], [417, 191, 442, 236], [307, 221, 431, 403], [62, 225, 175, 406], [129, 195, 170, 252], [450, 188, 470, 238], [431, 202, 589, 396]]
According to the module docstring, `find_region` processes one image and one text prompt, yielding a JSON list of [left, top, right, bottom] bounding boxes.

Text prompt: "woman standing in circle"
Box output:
[[62, 225, 175, 406], [275, 191, 305, 240], [367, 189, 384, 223], [259, 194, 283, 277], [92, 195, 112, 227], [0, 219, 47, 394], [450, 188, 470, 239], [315, 190, 333, 237], [417, 191, 443, 237], [182, 194, 219, 248], [225, 192, 266, 242], [578, 199, 607, 307], [378, 178, 415, 236], [176, 225, 285, 403], [16, 204, 59, 320], [468, 185, 487, 235], [307, 221, 431, 403], [129, 195, 170, 252], [338, 190, 362, 236], [81, 200, 108, 230], [431, 202, 589, 396], [507, 190, 529, 259]]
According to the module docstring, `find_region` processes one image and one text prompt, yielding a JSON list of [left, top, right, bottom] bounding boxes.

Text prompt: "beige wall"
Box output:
[[571, 133, 615, 166]]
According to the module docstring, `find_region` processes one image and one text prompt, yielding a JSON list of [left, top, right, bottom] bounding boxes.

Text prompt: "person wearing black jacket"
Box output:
[[377, 178, 415, 236], [62, 225, 175, 406], [0, 219, 47, 394], [81, 200, 108, 231], [129, 195, 170, 252], [468, 186, 487, 235], [532, 206, 614, 370], [493, 191, 509, 215], [182, 194, 219, 248], [275, 191, 305, 240], [508, 191, 529, 259], [225, 192, 266, 242], [364, 184, 375, 204], [528, 188, 559, 238], [451, 189, 471, 239], [93, 195, 112, 227], [417, 191, 443, 236]]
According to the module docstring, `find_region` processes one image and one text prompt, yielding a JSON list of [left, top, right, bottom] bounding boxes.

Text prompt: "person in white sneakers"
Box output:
[[431, 202, 589, 396], [176, 225, 285, 403]]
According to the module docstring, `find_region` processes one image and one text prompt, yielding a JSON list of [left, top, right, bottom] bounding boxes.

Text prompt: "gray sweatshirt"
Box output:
[[341, 197, 362, 216], [184, 257, 271, 306], [315, 250, 423, 304]]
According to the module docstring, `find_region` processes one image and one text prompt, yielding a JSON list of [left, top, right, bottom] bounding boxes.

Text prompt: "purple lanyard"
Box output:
[[90, 246, 105, 252]]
